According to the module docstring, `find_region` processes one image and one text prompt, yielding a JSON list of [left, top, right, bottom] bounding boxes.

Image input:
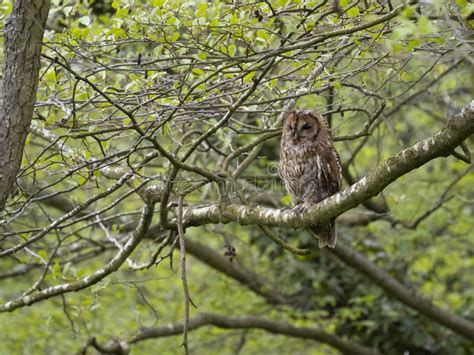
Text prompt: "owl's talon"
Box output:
[[292, 204, 307, 214]]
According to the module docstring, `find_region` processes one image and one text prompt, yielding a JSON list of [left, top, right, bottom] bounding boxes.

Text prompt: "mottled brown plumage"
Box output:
[[279, 110, 342, 248]]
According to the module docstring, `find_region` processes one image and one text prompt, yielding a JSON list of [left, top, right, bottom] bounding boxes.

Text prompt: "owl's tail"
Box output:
[[309, 218, 337, 248]]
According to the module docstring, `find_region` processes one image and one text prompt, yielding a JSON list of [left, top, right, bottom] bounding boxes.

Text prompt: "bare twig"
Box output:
[[177, 195, 190, 355]]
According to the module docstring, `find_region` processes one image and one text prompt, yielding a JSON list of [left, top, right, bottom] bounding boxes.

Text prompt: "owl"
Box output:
[[279, 110, 342, 248]]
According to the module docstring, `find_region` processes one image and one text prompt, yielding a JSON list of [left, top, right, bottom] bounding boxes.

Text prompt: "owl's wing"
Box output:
[[331, 147, 343, 191], [318, 148, 342, 197]]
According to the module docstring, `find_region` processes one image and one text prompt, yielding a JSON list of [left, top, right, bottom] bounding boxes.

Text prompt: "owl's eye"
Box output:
[[287, 124, 294, 130], [302, 124, 312, 130]]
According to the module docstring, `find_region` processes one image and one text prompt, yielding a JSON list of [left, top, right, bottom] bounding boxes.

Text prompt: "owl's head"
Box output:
[[283, 110, 324, 144]]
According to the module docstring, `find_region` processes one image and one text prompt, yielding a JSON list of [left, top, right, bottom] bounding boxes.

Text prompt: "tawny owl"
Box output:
[[279, 110, 342, 248]]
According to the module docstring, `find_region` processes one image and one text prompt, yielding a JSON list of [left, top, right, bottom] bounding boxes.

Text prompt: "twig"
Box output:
[[177, 195, 190, 355]]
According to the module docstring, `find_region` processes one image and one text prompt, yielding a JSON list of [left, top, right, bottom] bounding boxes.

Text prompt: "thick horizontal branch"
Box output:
[[130, 313, 381, 355], [183, 101, 474, 229]]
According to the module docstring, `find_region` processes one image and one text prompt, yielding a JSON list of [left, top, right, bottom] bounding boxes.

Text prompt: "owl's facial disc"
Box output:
[[285, 111, 319, 143]]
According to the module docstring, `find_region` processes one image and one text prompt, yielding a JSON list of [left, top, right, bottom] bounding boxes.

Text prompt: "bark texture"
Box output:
[[0, 0, 50, 211]]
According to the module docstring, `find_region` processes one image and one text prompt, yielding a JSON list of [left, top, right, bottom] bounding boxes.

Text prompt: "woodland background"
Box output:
[[0, 0, 473, 354]]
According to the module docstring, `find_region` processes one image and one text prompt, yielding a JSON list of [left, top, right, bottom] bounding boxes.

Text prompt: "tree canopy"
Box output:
[[0, 0, 473, 354]]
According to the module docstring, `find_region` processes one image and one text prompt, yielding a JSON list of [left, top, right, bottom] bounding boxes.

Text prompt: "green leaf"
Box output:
[[0, 2, 12, 15], [100, 141, 109, 150], [45, 69, 56, 81], [152, 0, 166, 6], [281, 195, 292, 205], [63, 6, 73, 17], [229, 14, 239, 24], [171, 32, 180, 41], [192, 68, 205, 75], [228, 44, 236, 57], [196, 52, 207, 61], [256, 29, 269, 41], [78, 175, 88, 185], [167, 16, 177, 25], [52, 260, 61, 278], [460, 3, 474, 18], [243, 71, 256, 83], [116, 8, 129, 18], [417, 16, 438, 35], [78, 15, 91, 26], [196, 3, 208, 18], [392, 19, 416, 40], [403, 6, 414, 18], [109, 27, 127, 39], [347, 6, 359, 17], [63, 262, 72, 276]]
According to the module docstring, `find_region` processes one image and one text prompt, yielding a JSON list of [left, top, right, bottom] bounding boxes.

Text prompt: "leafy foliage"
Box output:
[[0, 0, 473, 354]]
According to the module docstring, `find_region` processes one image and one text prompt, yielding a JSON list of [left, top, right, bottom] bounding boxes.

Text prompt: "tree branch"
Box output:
[[182, 102, 474, 229], [130, 313, 381, 355], [330, 242, 474, 340], [182, 236, 297, 306], [0, 202, 155, 312]]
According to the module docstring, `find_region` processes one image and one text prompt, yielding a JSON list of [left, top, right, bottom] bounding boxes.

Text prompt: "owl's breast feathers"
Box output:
[[279, 140, 341, 203]]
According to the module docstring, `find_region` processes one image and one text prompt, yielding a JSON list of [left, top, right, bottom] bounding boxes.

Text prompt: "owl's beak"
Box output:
[[294, 130, 302, 140]]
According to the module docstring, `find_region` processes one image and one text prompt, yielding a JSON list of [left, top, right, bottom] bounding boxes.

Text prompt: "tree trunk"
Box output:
[[0, 0, 50, 211]]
